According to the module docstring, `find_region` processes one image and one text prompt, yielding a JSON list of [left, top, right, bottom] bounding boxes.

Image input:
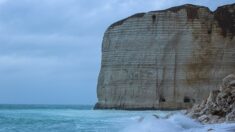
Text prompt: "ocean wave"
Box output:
[[121, 113, 235, 132]]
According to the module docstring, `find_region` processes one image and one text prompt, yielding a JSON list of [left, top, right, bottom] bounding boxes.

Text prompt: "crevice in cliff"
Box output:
[[173, 51, 178, 99], [160, 96, 166, 102], [183, 96, 195, 103], [152, 15, 156, 23]]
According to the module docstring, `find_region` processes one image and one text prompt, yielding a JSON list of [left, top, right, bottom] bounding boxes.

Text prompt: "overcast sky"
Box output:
[[0, 0, 234, 105]]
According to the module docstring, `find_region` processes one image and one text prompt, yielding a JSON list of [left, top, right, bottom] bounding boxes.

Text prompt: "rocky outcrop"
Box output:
[[95, 3, 235, 110], [187, 74, 235, 124]]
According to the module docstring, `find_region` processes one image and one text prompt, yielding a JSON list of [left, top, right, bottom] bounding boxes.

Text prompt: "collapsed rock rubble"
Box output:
[[187, 74, 235, 124]]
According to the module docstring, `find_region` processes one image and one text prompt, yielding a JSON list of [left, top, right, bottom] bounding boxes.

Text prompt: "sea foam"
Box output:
[[0, 105, 234, 132], [121, 113, 235, 132]]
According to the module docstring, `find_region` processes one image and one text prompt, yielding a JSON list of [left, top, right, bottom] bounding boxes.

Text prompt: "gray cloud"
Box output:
[[0, 0, 234, 104]]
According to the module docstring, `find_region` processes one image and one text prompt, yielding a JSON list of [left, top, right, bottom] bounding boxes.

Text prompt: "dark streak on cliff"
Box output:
[[186, 7, 199, 19], [214, 3, 235, 38], [151, 4, 210, 20]]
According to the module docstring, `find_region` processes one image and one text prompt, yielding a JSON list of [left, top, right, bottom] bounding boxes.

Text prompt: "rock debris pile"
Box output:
[[187, 74, 235, 124]]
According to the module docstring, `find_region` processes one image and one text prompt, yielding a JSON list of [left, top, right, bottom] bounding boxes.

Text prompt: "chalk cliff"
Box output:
[[95, 3, 235, 110]]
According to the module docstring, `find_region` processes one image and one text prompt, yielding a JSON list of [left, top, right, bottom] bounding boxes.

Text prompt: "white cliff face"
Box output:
[[95, 4, 235, 110]]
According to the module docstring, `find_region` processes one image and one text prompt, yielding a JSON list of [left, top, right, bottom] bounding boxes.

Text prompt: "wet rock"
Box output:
[[226, 109, 235, 123], [209, 115, 220, 124], [153, 114, 160, 119], [229, 80, 235, 87], [207, 128, 214, 131], [207, 90, 220, 104], [163, 113, 175, 119], [198, 115, 209, 122], [222, 74, 235, 89]]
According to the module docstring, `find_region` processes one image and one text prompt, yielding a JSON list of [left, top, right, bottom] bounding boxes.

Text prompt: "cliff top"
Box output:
[[150, 4, 210, 13], [109, 3, 235, 37]]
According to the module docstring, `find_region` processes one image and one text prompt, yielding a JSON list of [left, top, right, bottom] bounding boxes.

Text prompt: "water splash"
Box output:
[[121, 113, 235, 132], [0, 105, 234, 132]]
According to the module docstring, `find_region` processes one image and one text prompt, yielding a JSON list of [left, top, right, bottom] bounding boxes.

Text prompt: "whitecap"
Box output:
[[120, 113, 235, 132]]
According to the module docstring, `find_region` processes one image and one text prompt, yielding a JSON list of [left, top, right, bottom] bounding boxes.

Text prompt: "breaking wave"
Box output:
[[121, 113, 235, 132]]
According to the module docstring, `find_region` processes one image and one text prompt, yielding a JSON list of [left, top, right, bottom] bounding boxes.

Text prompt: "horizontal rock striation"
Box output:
[[95, 3, 235, 110]]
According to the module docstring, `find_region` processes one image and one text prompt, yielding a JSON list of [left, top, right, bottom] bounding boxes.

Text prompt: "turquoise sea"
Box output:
[[0, 105, 234, 132]]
